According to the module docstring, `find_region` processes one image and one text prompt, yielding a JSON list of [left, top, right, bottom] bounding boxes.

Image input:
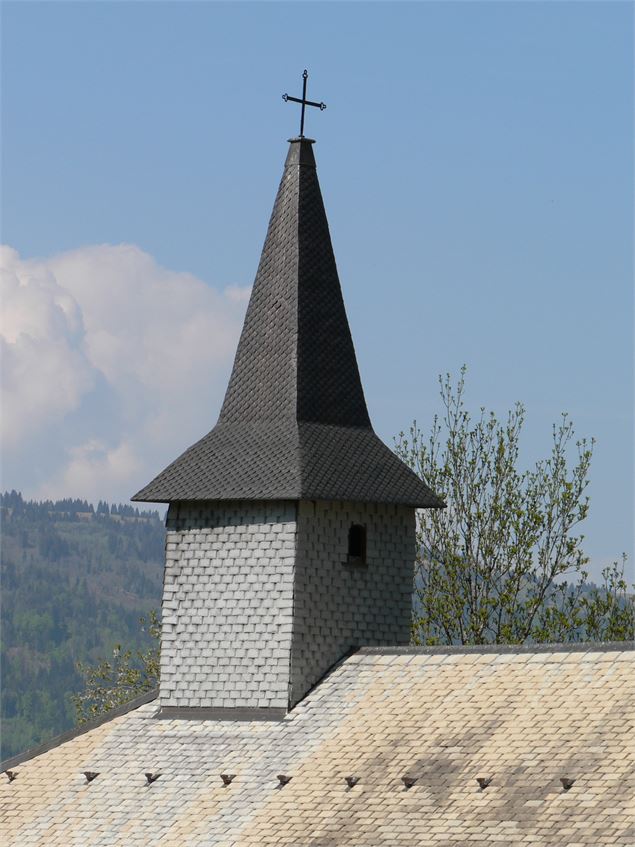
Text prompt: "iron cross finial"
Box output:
[[282, 69, 326, 138]]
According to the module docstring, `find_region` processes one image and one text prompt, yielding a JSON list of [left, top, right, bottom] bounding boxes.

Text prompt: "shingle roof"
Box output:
[[133, 139, 442, 508], [3, 644, 633, 846]]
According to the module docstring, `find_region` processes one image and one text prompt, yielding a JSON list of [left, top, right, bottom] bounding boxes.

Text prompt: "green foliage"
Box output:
[[0, 492, 164, 760], [72, 611, 160, 724], [395, 368, 634, 645]]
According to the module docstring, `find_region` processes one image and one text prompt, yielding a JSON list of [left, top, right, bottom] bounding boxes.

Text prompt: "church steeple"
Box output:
[[131, 119, 442, 717], [133, 137, 441, 508]]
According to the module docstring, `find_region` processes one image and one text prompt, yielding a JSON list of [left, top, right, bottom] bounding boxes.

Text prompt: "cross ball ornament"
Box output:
[[282, 69, 326, 138]]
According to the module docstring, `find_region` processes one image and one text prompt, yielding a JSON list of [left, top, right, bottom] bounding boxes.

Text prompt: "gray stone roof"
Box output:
[[3, 644, 633, 845], [133, 139, 442, 507]]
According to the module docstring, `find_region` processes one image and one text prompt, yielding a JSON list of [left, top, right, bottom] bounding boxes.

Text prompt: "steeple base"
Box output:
[[158, 499, 416, 713]]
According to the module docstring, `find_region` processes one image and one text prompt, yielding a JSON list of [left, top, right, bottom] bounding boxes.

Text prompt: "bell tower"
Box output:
[[133, 133, 442, 718]]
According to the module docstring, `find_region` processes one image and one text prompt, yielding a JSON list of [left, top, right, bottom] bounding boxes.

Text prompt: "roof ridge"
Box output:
[[358, 641, 635, 656]]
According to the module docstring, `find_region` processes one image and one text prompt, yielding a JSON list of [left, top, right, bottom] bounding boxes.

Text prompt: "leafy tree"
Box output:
[[72, 611, 161, 724], [395, 367, 633, 645]]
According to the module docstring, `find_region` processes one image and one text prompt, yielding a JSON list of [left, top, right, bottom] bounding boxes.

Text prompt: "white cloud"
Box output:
[[1, 244, 249, 503], [1, 246, 95, 449]]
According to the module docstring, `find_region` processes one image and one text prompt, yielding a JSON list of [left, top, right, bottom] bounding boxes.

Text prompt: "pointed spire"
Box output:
[[133, 139, 442, 508], [219, 138, 370, 429]]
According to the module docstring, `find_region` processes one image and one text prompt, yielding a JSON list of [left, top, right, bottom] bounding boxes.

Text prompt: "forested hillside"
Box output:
[[0, 491, 164, 761]]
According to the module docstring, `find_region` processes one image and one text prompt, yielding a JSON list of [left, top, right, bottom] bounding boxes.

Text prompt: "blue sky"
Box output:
[[1, 2, 632, 578]]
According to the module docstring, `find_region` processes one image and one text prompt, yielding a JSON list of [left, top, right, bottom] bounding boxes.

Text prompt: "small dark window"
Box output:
[[347, 524, 367, 566]]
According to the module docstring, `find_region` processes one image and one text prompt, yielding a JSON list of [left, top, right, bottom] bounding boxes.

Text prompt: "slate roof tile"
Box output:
[[2, 645, 632, 846], [133, 140, 441, 508]]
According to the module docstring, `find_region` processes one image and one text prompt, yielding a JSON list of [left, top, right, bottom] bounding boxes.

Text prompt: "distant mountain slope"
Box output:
[[0, 491, 164, 760]]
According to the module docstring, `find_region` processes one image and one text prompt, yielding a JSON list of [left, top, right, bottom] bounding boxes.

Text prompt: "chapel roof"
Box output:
[[3, 643, 633, 846], [133, 139, 442, 508]]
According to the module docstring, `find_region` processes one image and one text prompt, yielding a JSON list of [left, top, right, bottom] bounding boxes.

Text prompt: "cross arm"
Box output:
[[282, 94, 326, 111]]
